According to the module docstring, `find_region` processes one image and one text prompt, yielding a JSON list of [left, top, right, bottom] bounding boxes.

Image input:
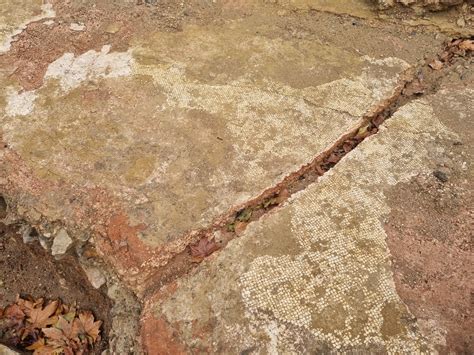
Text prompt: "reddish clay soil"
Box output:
[[0, 0, 454, 93], [385, 169, 473, 353], [384, 54, 473, 353], [0, 1, 184, 91]]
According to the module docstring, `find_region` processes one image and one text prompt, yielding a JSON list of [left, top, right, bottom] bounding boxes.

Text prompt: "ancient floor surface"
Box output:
[[0, 0, 472, 354]]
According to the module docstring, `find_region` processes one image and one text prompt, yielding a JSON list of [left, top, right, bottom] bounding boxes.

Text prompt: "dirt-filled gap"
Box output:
[[141, 38, 473, 296], [0, 213, 112, 353]]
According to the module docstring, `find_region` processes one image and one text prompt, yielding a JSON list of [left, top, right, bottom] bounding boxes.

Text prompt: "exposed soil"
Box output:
[[0, 221, 112, 353], [384, 77, 473, 353], [385, 175, 473, 353], [0, 0, 185, 91]]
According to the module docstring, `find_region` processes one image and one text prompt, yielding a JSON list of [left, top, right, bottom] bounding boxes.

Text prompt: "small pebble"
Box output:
[[51, 229, 73, 256], [105, 22, 120, 34], [433, 170, 448, 183], [456, 17, 466, 27], [70, 23, 85, 31]]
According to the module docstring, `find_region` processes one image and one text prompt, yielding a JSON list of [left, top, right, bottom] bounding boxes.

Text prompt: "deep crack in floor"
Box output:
[[142, 36, 473, 297]]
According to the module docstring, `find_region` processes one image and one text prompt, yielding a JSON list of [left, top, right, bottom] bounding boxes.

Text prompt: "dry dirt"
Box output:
[[384, 75, 473, 353], [385, 174, 473, 354]]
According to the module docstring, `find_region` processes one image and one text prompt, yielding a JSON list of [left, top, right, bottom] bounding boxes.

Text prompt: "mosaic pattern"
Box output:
[[0, 20, 410, 250], [159, 98, 457, 352], [239, 100, 455, 352]]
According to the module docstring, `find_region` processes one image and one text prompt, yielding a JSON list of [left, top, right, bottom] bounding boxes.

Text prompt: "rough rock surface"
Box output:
[[0, 344, 18, 355], [82, 265, 107, 289], [1, 0, 439, 291], [0, 0, 472, 353], [141, 87, 473, 353], [375, 0, 469, 10], [51, 228, 73, 256]]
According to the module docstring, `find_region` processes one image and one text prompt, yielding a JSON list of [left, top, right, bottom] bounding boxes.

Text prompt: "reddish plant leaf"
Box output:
[[64, 346, 77, 355], [326, 153, 339, 164], [459, 39, 474, 51], [26, 338, 46, 350], [55, 316, 77, 339], [42, 327, 65, 342], [2, 304, 26, 325], [315, 164, 325, 176], [1, 296, 102, 354], [17, 296, 42, 315], [78, 311, 102, 342], [33, 344, 62, 355], [27, 300, 59, 329], [190, 238, 219, 260]]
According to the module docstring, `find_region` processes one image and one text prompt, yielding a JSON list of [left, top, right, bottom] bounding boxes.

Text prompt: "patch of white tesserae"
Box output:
[[239, 99, 456, 353], [361, 55, 411, 69], [69, 23, 86, 31], [5, 88, 38, 117], [0, 4, 56, 54], [44, 45, 133, 92]]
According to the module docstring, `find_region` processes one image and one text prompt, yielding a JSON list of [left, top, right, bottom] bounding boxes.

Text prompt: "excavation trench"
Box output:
[[142, 37, 473, 296], [0, 219, 112, 353], [0, 198, 141, 354]]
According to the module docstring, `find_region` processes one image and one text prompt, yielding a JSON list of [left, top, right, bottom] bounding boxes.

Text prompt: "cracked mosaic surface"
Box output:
[[154, 95, 460, 352], [0, 19, 409, 252]]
